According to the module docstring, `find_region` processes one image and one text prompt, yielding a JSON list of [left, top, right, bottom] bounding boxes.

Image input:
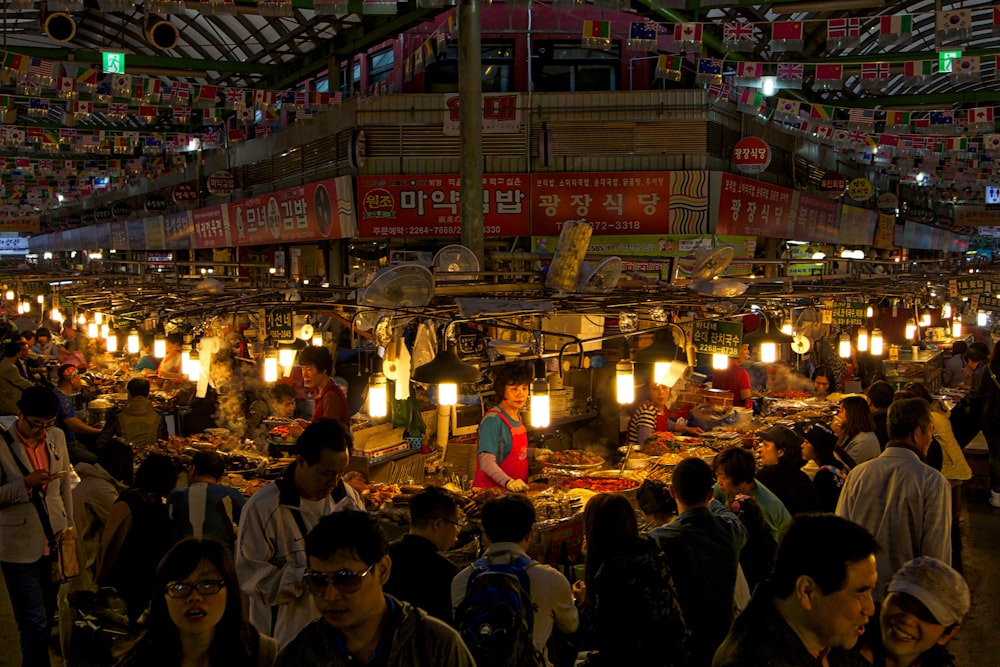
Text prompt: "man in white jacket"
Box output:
[[236, 418, 362, 646]]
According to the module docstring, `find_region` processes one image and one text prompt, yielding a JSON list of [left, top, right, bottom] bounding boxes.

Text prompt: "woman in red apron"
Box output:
[[625, 371, 703, 448], [473, 363, 549, 492]]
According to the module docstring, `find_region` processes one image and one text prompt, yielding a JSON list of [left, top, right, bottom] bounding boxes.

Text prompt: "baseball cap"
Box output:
[[800, 421, 838, 453], [757, 424, 802, 453], [887, 556, 970, 626]]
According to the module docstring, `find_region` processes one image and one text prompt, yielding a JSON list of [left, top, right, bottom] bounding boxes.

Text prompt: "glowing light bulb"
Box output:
[[263, 356, 279, 383], [616, 361, 635, 405], [870, 328, 884, 356], [311, 333, 322, 347], [36, 295, 44, 304], [839, 333, 851, 358], [88, 322, 98, 338], [857, 327, 869, 353], [278, 348, 296, 369], [154, 336, 166, 358], [942, 303, 952, 320], [713, 354, 729, 370], [95, 312, 103, 325], [106, 334, 117, 353], [905, 318, 917, 340], [866, 305, 874, 319], [761, 342, 777, 363], [530, 379, 550, 428], [100, 324, 109, 339], [438, 383, 458, 406], [127, 331, 140, 354], [952, 318, 962, 338], [368, 373, 388, 418], [3, 290, 13, 301]]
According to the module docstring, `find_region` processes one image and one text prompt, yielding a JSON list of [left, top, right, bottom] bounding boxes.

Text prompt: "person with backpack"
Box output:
[[451, 493, 578, 667], [575, 492, 688, 666]]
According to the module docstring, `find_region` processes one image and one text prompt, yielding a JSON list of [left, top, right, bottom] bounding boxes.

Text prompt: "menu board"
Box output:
[[832, 302, 867, 326]]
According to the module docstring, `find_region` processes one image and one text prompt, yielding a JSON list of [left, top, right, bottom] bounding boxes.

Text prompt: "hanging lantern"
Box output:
[[263, 354, 279, 383], [952, 315, 962, 338], [88, 322, 99, 338], [713, 353, 729, 370], [36, 294, 44, 305], [530, 378, 550, 428], [866, 304, 874, 319], [978, 312, 989, 327], [181, 346, 191, 374], [127, 330, 140, 354], [616, 361, 635, 405], [77, 313, 87, 326], [942, 303, 953, 320], [51, 307, 63, 323], [368, 372, 388, 418], [905, 318, 917, 340], [857, 326, 869, 353], [187, 354, 201, 382], [870, 328, 884, 356], [106, 333, 118, 353], [311, 332, 323, 347], [411, 342, 481, 408], [153, 335, 167, 358], [100, 324, 109, 339], [95, 312, 103, 325], [920, 309, 932, 327], [838, 333, 851, 358], [4, 289, 13, 301]]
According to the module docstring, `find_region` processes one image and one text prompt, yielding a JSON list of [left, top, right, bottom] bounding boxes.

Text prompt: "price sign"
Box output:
[[692, 320, 744, 357], [979, 296, 1000, 313], [949, 277, 990, 297], [265, 308, 294, 341], [832, 302, 868, 326]]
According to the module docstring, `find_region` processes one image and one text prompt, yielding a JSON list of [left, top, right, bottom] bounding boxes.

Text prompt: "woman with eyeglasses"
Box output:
[[116, 538, 277, 667]]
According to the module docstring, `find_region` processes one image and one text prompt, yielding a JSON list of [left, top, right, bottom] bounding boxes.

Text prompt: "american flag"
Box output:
[[849, 108, 875, 124], [28, 58, 53, 80], [777, 62, 803, 81], [723, 21, 754, 42]]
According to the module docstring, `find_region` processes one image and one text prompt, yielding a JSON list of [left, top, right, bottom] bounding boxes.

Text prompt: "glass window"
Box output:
[[424, 41, 514, 93], [368, 48, 394, 89], [339, 58, 362, 98], [533, 41, 619, 92]]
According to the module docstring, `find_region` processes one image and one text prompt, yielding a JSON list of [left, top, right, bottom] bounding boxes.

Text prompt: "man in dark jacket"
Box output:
[[867, 380, 894, 451], [276, 511, 474, 666], [713, 514, 879, 667], [96, 377, 168, 450], [384, 486, 461, 623]]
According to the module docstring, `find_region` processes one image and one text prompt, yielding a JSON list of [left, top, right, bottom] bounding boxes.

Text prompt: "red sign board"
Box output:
[[818, 171, 847, 198], [230, 177, 350, 246], [530, 172, 670, 236], [732, 137, 772, 174], [172, 182, 198, 205], [357, 174, 529, 238], [192, 205, 232, 249], [716, 173, 794, 237], [792, 192, 839, 243], [206, 170, 236, 197]]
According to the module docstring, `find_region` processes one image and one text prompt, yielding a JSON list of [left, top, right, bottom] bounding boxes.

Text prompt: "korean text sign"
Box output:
[[530, 172, 670, 236], [715, 172, 794, 238], [692, 319, 744, 357]]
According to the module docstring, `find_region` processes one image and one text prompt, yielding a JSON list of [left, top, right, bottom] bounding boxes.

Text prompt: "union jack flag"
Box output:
[[723, 21, 754, 42], [225, 88, 246, 107], [107, 103, 129, 116], [848, 130, 868, 143], [777, 62, 803, 81]]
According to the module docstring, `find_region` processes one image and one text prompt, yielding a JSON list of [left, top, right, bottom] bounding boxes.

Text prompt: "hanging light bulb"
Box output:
[[905, 318, 917, 340], [870, 328, 884, 356], [438, 381, 459, 406], [780, 321, 793, 336], [838, 333, 851, 358], [978, 311, 989, 327], [16, 303, 23, 315], [36, 294, 44, 305], [616, 361, 635, 405], [530, 378, 551, 428], [311, 332, 323, 347], [88, 322, 99, 339], [187, 354, 201, 382], [100, 324, 109, 339], [181, 346, 191, 375], [942, 302, 952, 320], [94, 312, 103, 325], [920, 309, 932, 327], [263, 354, 279, 383], [368, 372, 388, 418], [51, 307, 63, 323], [866, 304, 874, 319], [127, 330, 140, 354], [278, 347, 296, 370], [713, 353, 730, 370], [153, 335, 167, 359], [952, 315, 962, 338], [21, 301, 30, 313], [760, 341, 778, 363], [654, 361, 670, 387], [857, 326, 869, 353], [4, 289, 13, 301], [106, 333, 117, 353], [77, 313, 86, 326]]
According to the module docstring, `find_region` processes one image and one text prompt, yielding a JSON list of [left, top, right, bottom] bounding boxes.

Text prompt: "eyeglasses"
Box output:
[[303, 563, 377, 596], [23, 417, 56, 431], [439, 515, 467, 528], [164, 579, 226, 599]]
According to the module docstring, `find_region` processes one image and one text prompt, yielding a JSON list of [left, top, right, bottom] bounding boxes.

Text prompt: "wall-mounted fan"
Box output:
[[790, 334, 811, 355], [356, 264, 435, 331], [433, 244, 480, 282], [577, 256, 623, 293], [687, 246, 747, 297]]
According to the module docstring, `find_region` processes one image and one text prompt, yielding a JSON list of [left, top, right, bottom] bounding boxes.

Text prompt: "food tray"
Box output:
[[537, 458, 604, 470], [361, 439, 421, 465]]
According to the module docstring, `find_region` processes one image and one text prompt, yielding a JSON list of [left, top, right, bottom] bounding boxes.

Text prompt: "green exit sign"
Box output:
[[939, 50, 962, 73], [102, 51, 125, 74]]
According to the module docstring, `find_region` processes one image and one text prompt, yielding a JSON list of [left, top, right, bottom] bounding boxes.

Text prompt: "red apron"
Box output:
[[654, 409, 669, 432], [473, 408, 528, 489]]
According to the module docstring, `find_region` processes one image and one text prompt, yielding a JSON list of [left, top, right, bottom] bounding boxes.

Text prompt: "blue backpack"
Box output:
[[455, 554, 544, 667]]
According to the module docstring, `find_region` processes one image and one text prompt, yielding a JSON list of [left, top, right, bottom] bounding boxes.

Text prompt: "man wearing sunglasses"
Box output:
[[0, 386, 75, 667], [275, 511, 475, 666], [385, 486, 463, 623], [236, 418, 363, 647]]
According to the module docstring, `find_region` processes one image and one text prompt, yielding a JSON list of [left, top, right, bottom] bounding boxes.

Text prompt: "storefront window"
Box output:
[[424, 41, 514, 93], [533, 41, 619, 92], [369, 48, 394, 90]]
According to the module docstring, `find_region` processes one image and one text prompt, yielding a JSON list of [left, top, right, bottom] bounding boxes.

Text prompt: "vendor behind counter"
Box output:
[[712, 344, 752, 409], [626, 367, 704, 447]]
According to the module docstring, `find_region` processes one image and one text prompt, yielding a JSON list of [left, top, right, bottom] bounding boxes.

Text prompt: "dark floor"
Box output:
[[1, 494, 998, 666]]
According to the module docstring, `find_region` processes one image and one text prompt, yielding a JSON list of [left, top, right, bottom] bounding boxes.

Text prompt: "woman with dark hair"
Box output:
[[116, 538, 277, 667], [472, 362, 551, 491], [575, 493, 687, 666], [798, 421, 855, 512], [834, 395, 881, 464], [30, 326, 59, 358], [636, 479, 676, 529], [754, 425, 820, 516], [97, 453, 180, 628]]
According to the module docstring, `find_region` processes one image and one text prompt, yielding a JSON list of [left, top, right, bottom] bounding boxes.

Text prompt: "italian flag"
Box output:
[[880, 15, 912, 34]]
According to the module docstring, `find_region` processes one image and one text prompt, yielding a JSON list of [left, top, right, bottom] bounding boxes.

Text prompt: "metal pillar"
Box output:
[[458, 0, 485, 268]]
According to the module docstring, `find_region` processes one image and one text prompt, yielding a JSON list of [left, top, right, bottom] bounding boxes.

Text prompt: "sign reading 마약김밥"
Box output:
[[443, 93, 522, 136], [530, 172, 670, 236], [715, 172, 794, 238], [832, 302, 868, 326], [206, 170, 236, 197], [691, 319, 744, 357], [357, 175, 529, 238]]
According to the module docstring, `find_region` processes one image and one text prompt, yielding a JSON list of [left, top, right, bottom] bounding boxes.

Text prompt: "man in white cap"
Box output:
[[864, 556, 970, 667]]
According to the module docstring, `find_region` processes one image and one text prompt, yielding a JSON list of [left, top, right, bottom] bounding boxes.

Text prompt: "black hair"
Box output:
[[140, 332, 155, 348], [481, 493, 536, 544], [951, 341, 968, 358], [670, 457, 716, 506], [135, 453, 179, 498], [270, 383, 296, 401], [166, 332, 183, 346], [191, 450, 226, 480], [127, 377, 151, 398], [900, 381, 933, 403], [887, 397, 932, 441], [771, 514, 879, 598], [306, 510, 387, 565], [409, 486, 460, 526], [492, 362, 534, 397], [812, 366, 830, 381], [636, 479, 674, 517], [116, 538, 261, 667], [713, 446, 756, 487], [964, 342, 989, 365], [582, 493, 639, 600], [296, 418, 353, 464], [866, 380, 895, 410], [298, 345, 334, 375], [17, 386, 59, 418], [98, 438, 135, 486], [35, 327, 51, 340], [3, 341, 20, 358]]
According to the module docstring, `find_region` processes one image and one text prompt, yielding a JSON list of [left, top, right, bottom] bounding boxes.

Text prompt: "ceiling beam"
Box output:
[[5, 46, 279, 75]]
